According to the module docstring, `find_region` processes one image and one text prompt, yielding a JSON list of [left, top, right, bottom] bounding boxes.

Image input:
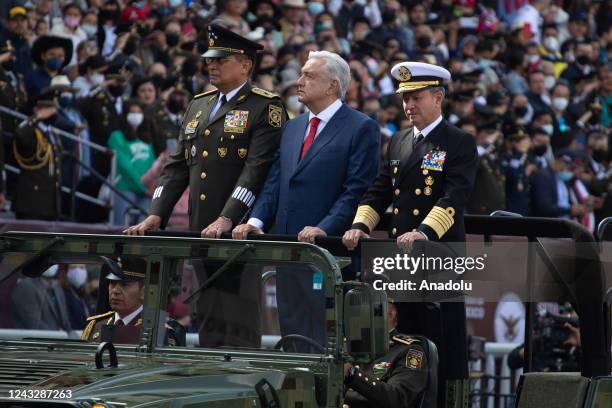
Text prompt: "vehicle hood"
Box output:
[[0, 346, 320, 407]]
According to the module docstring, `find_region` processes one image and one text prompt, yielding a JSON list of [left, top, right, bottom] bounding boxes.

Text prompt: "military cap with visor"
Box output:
[[202, 24, 264, 60], [390, 61, 451, 93], [104, 256, 146, 282]]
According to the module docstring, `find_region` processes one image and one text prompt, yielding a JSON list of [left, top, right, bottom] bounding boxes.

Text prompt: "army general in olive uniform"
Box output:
[[126, 25, 286, 237]]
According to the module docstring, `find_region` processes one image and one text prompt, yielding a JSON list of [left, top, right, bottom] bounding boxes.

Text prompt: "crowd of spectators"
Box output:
[[0, 0, 610, 231]]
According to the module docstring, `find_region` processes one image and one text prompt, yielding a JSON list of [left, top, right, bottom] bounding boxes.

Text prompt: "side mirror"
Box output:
[[343, 283, 389, 363]]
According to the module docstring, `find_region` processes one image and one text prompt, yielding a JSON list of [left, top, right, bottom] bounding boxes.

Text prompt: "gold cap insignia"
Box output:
[[209, 38, 214, 47], [399, 66, 411, 81]]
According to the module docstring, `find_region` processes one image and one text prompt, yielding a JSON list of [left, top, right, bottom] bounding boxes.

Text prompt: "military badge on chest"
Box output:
[[224, 110, 249, 133], [421, 148, 446, 172], [184, 120, 198, 135], [373, 361, 392, 376]]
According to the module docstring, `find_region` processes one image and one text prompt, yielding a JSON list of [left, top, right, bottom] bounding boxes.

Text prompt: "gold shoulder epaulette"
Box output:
[[86, 310, 114, 321], [392, 335, 418, 346], [194, 89, 217, 99], [251, 87, 279, 99]]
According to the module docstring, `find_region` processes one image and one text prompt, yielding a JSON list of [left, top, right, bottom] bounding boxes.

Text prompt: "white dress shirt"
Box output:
[[247, 99, 343, 230], [209, 82, 247, 119], [115, 305, 143, 325], [414, 114, 443, 139]]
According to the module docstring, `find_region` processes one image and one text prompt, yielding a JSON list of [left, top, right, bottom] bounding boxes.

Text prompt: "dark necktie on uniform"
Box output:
[[209, 94, 228, 120], [115, 319, 125, 326], [413, 131, 424, 148], [218, 94, 227, 109], [300, 117, 321, 159]]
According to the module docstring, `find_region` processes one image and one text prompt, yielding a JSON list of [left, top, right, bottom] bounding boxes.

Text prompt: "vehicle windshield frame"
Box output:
[[0, 232, 344, 360]]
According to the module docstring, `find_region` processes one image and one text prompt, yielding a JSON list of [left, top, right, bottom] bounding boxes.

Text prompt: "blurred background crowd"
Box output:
[[0, 0, 610, 231]]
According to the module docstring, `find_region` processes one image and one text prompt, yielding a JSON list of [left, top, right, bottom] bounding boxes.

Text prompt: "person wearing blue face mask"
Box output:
[[24, 35, 73, 105], [530, 150, 589, 221], [307, 1, 325, 16]]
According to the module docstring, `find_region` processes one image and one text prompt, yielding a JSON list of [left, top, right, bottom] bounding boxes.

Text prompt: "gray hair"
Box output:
[[307, 50, 351, 100], [429, 86, 446, 99]]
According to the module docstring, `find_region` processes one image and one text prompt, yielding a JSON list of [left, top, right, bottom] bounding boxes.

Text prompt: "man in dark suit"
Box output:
[[13, 265, 71, 331], [232, 50, 380, 351], [342, 61, 477, 402]]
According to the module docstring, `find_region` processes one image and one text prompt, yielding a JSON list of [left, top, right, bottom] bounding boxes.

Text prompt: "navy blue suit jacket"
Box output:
[[251, 103, 380, 235], [530, 166, 571, 217]]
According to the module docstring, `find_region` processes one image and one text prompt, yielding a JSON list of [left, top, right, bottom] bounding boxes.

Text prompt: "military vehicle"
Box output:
[[0, 218, 610, 408], [0, 231, 419, 408]]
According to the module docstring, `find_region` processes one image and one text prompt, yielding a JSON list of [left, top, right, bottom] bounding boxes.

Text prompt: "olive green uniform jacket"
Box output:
[[150, 83, 286, 230]]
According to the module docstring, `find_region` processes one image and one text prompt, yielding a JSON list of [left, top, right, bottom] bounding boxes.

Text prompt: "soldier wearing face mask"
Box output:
[[76, 63, 130, 222], [150, 89, 190, 156]]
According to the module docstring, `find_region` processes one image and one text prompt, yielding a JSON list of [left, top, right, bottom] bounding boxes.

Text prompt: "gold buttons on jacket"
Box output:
[[204, 129, 210, 136], [422, 169, 429, 175], [230, 134, 235, 140], [202, 150, 209, 157], [393, 167, 398, 174], [415, 188, 422, 195], [392, 227, 397, 235], [200, 194, 206, 201], [394, 188, 400, 196], [200, 172, 207, 179], [413, 209, 420, 216], [393, 208, 399, 215]]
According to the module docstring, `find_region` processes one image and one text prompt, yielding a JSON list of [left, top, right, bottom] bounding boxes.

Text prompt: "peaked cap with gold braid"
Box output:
[[391, 61, 451, 93]]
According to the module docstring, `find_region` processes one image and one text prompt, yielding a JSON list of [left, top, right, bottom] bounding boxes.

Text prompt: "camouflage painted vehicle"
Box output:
[[0, 232, 391, 408]]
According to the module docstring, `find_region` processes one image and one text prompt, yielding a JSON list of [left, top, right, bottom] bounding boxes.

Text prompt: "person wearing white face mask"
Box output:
[[62, 264, 91, 330], [73, 55, 108, 97], [107, 100, 155, 226], [281, 81, 303, 118], [549, 81, 574, 149]]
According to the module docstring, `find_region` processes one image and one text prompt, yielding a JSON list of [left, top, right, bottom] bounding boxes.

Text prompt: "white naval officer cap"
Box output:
[[390, 61, 452, 93]]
